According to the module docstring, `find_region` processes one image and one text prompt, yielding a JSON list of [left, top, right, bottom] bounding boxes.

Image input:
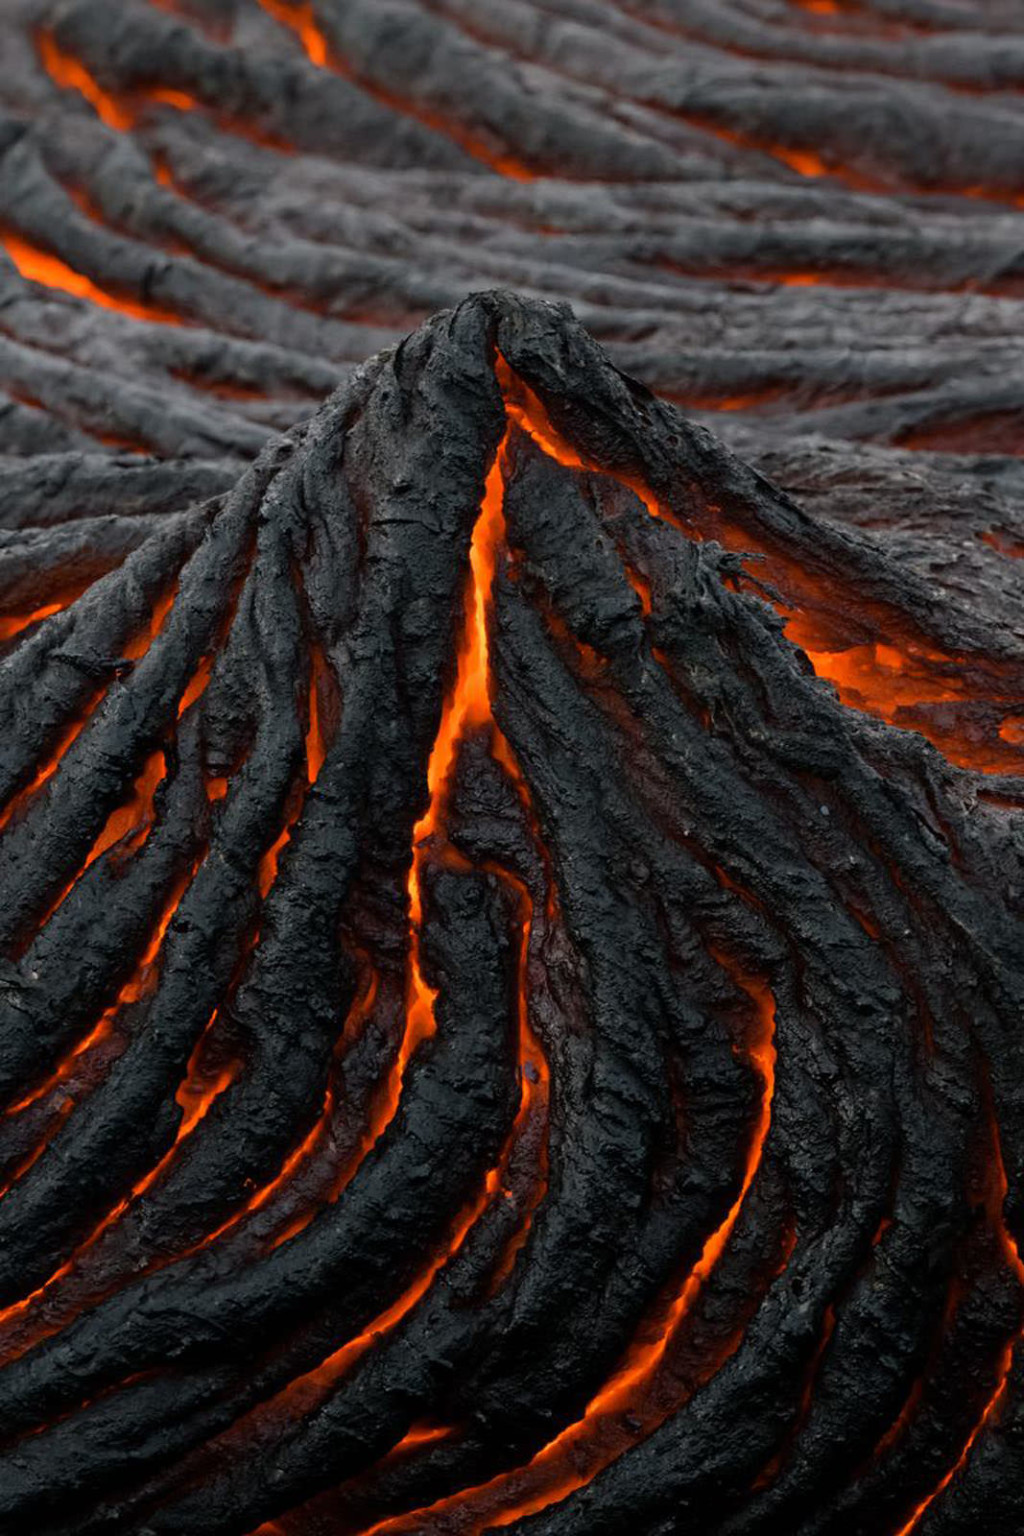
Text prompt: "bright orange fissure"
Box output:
[[0, 599, 75, 642], [0, 855, 196, 1349], [251, 0, 533, 179], [38, 31, 197, 127], [893, 1116, 1024, 1536], [2, 231, 179, 325], [347, 423, 551, 1253], [363, 972, 776, 1535], [38, 31, 132, 130], [394, 429, 515, 1107], [0, 649, 331, 1348], [784, 622, 1024, 777], [504, 355, 1024, 780], [0, 582, 177, 846], [356, 364, 779, 1534], [185, 438, 549, 1477], [11, 35, 187, 323], [256, 651, 330, 900]]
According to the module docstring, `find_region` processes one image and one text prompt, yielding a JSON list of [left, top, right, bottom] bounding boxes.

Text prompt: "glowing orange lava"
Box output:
[[252, 0, 532, 179], [208, 428, 552, 1479], [894, 1118, 1024, 1534], [0, 600, 71, 642], [367, 972, 775, 1533], [38, 32, 132, 130], [83, 749, 167, 872], [0, 858, 196, 1346], [395, 432, 513, 1102], [3, 232, 179, 324], [254, 0, 328, 65]]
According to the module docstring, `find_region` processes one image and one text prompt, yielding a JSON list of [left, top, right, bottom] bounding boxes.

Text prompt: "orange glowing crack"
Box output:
[[252, 0, 532, 179], [894, 1118, 1024, 1534], [230, 433, 550, 1434], [38, 31, 132, 130], [38, 32, 197, 128], [0, 861, 195, 1341], [256, 652, 331, 899], [82, 750, 167, 873], [254, 0, 328, 65], [3, 232, 179, 325], [261, 1160, 507, 1411], [0, 583, 177, 842], [306, 645, 329, 782], [981, 529, 1024, 560], [178, 656, 213, 717], [367, 974, 775, 1534], [149, 87, 197, 111], [191, 969, 379, 1258], [689, 118, 869, 187], [501, 356, 1024, 779], [784, 624, 1024, 776], [0, 600, 72, 642], [6, 998, 237, 1287], [220, 944, 541, 1466], [394, 432, 513, 1110]]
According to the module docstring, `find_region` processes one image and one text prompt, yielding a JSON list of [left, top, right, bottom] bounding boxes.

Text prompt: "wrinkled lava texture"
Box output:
[[1, 4, 1024, 1536]]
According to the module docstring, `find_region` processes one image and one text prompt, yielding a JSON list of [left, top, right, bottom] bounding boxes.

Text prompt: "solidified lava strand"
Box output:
[[0, 291, 1020, 1536]]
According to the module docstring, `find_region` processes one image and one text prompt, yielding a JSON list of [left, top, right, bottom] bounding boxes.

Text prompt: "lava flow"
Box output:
[[0, 236, 1020, 1536]]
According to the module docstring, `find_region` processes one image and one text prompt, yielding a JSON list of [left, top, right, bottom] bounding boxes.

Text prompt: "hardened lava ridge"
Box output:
[[0, 293, 1020, 1536]]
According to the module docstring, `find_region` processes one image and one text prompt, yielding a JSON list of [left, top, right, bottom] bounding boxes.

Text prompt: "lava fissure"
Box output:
[[0, 285, 1020, 1536]]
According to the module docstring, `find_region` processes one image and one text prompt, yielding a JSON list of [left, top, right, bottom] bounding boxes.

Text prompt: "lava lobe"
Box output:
[[0, 292, 1021, 1536]]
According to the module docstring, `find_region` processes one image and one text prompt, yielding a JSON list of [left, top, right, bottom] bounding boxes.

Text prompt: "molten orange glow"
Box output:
[[192, 969, 379, 1257], [481, 978, 774, 1525], [224, 427, 551, 1458], [252, 0, 532, 178], [395, 1422, 451, 1450], [396, 433, 512, 1106], [254, 0, 328, 65], [2, 232, 179, 324], [38, 31, 199, 128], [776, 147, 827, 177], [0, 862, 195, 1342], [177, 657, 213, 716], [125, 1014, 238, 1208], [5, 1015, 109, 1119], [257, 824, 293, 899], [148, 87, 196, 111], [254, 655, 330, 899], [306, 647, 329, 782], [38, 32, 132, 130], [0, 585, 176, 842], [981, 529, 1024, 560], [791, 636, 961, 716], [369, 971, 775, 1533], [784, 622, 1024, 775], [895, 1118, 1024, 1534], [503, 355, 1024, 782], [82, 749, 167, 871], [0, 601, 69, 641]]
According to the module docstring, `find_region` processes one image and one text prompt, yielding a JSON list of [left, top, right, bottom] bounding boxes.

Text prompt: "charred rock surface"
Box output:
[[0, 290, 1019, 1536], [3, 0, 1024, 471], [1, 1, 1024, 1532]]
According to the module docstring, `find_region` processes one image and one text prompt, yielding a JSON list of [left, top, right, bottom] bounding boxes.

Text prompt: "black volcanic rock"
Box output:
[[0, 291, 1018, 1536]]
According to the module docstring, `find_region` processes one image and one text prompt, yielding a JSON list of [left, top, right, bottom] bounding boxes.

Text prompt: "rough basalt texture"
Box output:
[[0, 290, 1020, 1536], [1, 4, 1024, 1535]]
